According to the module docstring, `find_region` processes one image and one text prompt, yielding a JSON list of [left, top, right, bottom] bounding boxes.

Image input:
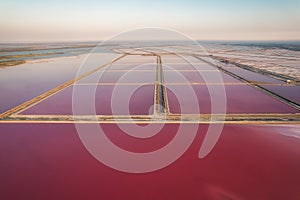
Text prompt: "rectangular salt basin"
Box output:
[[162, 63, 218, 71], [261, 85, 300, 104], [106, 63, 157, 71], [164, 71, 240, 84], [162, 55, 219, 71], [77, 70, 156, 83], [161, 55, 190, 64], [166, 84, 298, 114], [162, 55, 212, 64], [115, 55, 156, 64], [20, 84, 155, 115], [224, 67, 285, 84]]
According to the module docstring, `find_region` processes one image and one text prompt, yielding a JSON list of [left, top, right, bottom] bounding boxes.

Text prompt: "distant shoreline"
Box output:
[[0, 43, 96, 68]]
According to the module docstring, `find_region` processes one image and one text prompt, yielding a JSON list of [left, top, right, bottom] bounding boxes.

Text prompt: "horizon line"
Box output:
[[1, 39, 300, 44]]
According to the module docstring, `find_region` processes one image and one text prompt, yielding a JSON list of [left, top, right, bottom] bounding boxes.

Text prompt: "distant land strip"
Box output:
[[0, 44, 96, 68], [211, 55, 300, 84]]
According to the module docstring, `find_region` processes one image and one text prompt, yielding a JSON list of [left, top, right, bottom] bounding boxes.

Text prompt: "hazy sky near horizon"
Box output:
[[1, 0, 300, 42]]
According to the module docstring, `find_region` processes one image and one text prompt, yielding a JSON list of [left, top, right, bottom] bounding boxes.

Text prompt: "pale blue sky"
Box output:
[[1, 0, 299, 42]]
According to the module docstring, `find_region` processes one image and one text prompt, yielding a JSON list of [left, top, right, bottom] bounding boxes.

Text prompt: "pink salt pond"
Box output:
[[166, 84, 298, 114], [164, 71, 240, 84], [78, 70, 156, 83], [20, 84, 155, 115], [0, 123, 299, 199]]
